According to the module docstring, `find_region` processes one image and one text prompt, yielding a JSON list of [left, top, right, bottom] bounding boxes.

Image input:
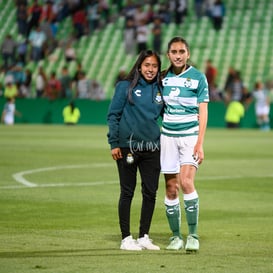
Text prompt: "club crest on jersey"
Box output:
[[184, 78, 192, 88], [154, 92, 163, 104], [169, 87, 180, 98], [134, 89, 142, 96]]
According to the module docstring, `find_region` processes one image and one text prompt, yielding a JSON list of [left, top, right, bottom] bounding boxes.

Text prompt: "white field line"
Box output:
[[0, 181, 118, 189], [0, 164, 272, 190], [10, 164, 113, 188]]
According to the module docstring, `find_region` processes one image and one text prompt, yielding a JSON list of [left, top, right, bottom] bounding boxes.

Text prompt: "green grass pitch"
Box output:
[[0, 125, 273, 273]]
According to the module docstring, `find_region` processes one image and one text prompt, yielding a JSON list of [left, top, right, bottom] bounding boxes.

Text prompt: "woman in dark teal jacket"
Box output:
[[107, 50, 163, 251]]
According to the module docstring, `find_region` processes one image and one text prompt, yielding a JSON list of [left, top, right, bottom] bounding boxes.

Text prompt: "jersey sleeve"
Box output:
[[197, 73, 210, 103]]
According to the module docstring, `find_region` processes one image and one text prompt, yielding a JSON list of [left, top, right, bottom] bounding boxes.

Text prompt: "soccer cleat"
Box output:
[[137, 234, 160, 250], [166, 236, 184, 250], [185, 235, 199, 253], [120, 235, 142, 251]]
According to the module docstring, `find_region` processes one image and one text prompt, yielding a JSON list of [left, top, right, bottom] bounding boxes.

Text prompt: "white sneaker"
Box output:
[[166, 236, 184, 250], [120, 235, 142, 251], [137, 234, 160, 250], [185, 235, 199, 253]]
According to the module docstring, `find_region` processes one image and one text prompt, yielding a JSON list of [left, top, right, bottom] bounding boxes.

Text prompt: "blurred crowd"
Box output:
[[0, 0, 227, 100], [0, 0, 272, 130], [204, 59, 273, 130], [1, 61, 105, 100], [0, 0, 272, 129]]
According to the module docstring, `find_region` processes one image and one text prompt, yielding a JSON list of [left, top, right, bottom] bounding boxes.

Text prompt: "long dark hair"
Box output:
[[125, 50, 162, 104], [162, 36, 191, 78]]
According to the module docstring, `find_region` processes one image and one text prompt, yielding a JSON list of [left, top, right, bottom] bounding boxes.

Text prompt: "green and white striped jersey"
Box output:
[[162, 66, 209, 137]]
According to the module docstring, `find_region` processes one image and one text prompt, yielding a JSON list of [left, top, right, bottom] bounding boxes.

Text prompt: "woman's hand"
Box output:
[[111, 148, 123, 160]]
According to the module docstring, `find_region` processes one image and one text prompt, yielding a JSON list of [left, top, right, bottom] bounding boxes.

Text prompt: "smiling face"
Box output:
[[140, 55, 159, 82], [167, 41, 190, 74]]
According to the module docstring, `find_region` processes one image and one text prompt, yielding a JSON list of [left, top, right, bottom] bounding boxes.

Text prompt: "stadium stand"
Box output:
[[0, 0, 272, 98]]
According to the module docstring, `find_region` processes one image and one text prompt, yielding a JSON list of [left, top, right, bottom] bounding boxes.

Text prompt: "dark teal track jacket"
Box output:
[[107, 77, 163, 150]]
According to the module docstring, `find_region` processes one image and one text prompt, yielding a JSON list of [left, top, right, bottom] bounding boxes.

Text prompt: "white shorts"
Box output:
[[255, 105, 269, 116], [160, 134, 199, 174]]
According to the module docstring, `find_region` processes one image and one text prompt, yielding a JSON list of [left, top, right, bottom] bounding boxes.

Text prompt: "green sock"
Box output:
[[184, 197, 199, 237], [165, 198, 182, 239]]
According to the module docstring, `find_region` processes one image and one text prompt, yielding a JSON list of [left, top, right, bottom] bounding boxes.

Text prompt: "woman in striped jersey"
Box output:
[[160, 36, 209, 253]]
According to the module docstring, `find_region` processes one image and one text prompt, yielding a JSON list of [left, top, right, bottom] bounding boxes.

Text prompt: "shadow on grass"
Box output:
[[0, 248, 188, 258], [0, 233, 200, 258]]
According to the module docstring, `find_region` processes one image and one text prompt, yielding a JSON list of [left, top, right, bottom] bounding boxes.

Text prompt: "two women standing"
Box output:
[[107, 37, 209, 252]]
